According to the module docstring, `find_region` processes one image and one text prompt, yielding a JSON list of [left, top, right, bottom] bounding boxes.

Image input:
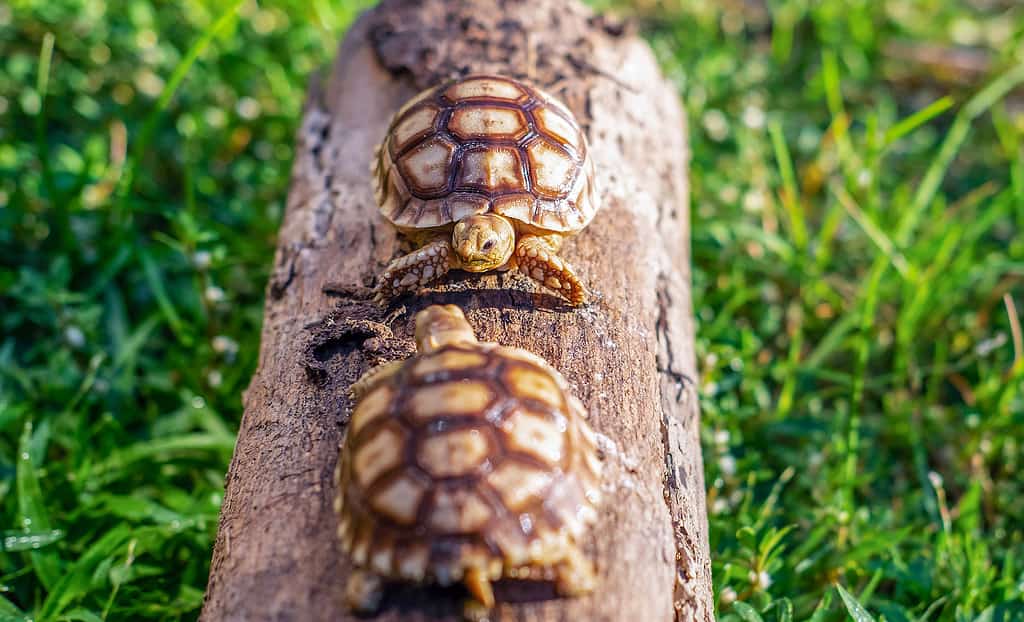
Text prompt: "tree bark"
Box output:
[[201, 1, 712, 620]]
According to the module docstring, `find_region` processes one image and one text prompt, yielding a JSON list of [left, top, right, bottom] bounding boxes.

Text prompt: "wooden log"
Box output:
[[201, 0, 712, 620]]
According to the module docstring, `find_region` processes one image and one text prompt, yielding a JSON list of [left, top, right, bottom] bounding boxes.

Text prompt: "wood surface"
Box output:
[[201, 0, 712, 620]]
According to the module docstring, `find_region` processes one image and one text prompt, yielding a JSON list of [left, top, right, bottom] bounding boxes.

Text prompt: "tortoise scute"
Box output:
[[417, 428, 492, 477], [447, 193, 490, 222], [353, 424, 406, 488], [370, 474, 427, 525], [412, 348, 488, 377], [490, 192, 535, 223], [504, 364, 566, 410], [526, 137, 577, 197], [398, 137, 456, 194], [444, 77, 526, 102], [448, 106, 529, 140], [543, 472, 600, 536], [429, 488, 492, 533], [502, 408, 567, 464], [486, 460, 553, 511], [349, 384, 392, 435], [391, 105, 439, 152], [408, 380, 494, 420], [458, 147, 525, 192], [534, 106, 582, 150]]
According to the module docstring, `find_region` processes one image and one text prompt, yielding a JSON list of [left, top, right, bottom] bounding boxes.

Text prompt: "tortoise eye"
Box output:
[[482, 240, 495, 251]]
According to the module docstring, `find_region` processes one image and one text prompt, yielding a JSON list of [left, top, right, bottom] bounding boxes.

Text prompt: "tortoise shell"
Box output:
[[373, 74, 598, 234], [334, 339, 602, 589]]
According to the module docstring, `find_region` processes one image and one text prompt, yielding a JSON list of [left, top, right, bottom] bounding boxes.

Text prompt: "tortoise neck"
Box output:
[[414, 305, 479, 353]]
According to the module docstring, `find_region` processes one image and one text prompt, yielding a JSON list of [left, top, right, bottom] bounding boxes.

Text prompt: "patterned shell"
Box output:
[[373, 75, 599, 234], [334, 342, 602, 586]]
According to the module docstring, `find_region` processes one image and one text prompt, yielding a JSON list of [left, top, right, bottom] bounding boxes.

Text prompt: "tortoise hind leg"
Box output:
[[346, 569, 385, 613], [513, 234, 587, 305], [553, 545, 597, 597], [461, 567, 495, 621], [374, 237, 457, 304]]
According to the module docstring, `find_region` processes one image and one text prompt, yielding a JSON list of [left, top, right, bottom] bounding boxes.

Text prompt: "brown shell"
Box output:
[[334, 343, 602, 586], [373, 75, 599, 234]]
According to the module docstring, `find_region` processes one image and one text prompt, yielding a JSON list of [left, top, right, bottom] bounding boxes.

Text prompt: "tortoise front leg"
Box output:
[[374, 237, 456, 303], [513, 234, 588, 305]]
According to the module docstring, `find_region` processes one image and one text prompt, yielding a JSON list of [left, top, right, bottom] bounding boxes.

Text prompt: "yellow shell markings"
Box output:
[[352, 423, 406, 489], [411, 348, 488, 377], [397, 137, 456, 194], [371, 75, 600, 305], [444, 77, 527, 102], [503, 363, 567, 411], [501, 407, 567, 464], [448, 106, 530, 141], [526, 137, 577, 197], [533, 105, 580, 146], [407, 379, 495, 421], [458, 147, 526, 192], [337, 305, 603, 615], [391, 105, 439, 152], [417, 427, 493, 477], [348, 383, 392, 435], [370, 473, 428, 525], [428, 488, 493, 533]]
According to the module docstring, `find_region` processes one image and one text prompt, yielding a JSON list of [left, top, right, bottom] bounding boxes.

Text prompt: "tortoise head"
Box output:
[[452, 214, 515, 272], [414, 305, 478, 353]]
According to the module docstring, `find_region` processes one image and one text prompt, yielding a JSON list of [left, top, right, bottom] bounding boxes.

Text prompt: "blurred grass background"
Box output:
[[1, 0, 1022, 620]]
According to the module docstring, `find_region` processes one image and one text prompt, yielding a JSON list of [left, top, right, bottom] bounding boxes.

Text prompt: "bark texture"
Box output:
[[201, 1, 712, 620]]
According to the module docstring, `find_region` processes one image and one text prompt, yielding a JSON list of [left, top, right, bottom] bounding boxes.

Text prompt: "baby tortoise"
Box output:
[[335, 305, 602, 617], [372, 74, 599, 305]]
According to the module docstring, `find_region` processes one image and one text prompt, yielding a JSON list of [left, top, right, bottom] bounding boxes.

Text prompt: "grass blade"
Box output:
[[92, 433, 236, 479], [16, 421, 62, 590], [770, 118, 807, 251], [35, 32, 56, 203], [36, 526, 133, 622], [821, 50, 860, 176], [832, 184, 912, 278], [883, 96, 954, 146], [898, 63, 1024, 245], [0, 594, 27, 620], [1, 529, 63, 552], [836, 584, 877, 622], [138, 246, 192, 346], [733, 602, 766, 622]]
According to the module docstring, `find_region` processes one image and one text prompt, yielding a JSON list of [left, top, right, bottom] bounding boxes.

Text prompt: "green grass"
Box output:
[[1, 1, 1022, 620]]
